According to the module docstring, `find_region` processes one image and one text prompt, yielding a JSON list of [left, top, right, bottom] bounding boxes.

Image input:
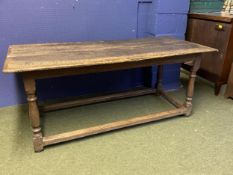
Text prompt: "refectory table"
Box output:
[[2, 37, 217, 152]]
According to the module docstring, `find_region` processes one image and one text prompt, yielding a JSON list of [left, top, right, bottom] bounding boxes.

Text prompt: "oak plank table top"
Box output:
[[2, 37, 217, 152], [3, 37, 216, 73]]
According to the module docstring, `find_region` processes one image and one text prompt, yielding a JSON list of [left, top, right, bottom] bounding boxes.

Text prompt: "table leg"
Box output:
[[184, 59, 201, 116], [156, 65, 164, 95], [23, 77, 44, 152]]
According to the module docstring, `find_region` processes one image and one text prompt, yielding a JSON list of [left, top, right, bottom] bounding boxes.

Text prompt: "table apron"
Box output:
[[21, 54, 201, 80]]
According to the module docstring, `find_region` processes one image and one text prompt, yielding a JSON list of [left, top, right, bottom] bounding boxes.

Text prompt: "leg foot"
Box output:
[[33, 131, 44, 152], [184, 97, 192, 117]]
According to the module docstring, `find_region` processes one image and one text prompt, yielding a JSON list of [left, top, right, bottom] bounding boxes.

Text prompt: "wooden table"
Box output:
[[2, 37, 217, 152]]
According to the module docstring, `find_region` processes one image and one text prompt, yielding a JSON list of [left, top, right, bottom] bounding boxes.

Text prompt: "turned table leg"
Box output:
[[156, 65, 164, 95], [23, 77, 44, 152], [184, 59, 201, 116]]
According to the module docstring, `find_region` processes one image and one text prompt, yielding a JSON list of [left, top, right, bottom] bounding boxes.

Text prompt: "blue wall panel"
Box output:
[[0, 0, 190, 107], [154, 14, 188, 35], [0, 0, 141, 107], [154, 0, 190, 13], [137, 1, 154, 37]]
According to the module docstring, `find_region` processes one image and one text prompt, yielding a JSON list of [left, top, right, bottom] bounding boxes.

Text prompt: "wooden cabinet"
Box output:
[[225, 63, 233, 98], [184, 13, 233, 95]]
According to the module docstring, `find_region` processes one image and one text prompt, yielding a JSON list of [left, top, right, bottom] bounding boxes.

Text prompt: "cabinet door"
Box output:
[[187, 18, 232, 77]]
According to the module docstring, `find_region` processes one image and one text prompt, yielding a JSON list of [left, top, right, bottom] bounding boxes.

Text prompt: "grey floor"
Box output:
[[0, 72, 233, 175]]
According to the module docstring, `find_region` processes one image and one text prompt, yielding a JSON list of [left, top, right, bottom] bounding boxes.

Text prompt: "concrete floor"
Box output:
[[0, 72, 233, 175]]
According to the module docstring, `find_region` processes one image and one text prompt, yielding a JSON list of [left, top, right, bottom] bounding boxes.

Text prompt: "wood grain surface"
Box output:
[[189, 13, 233, 23], [3, 37, 217, 73]]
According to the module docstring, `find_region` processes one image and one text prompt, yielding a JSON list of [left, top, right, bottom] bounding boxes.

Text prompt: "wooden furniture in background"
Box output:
[[2, 37, 216, 152], [184, 13, 233, 95], [225, 63, 233, 98]]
